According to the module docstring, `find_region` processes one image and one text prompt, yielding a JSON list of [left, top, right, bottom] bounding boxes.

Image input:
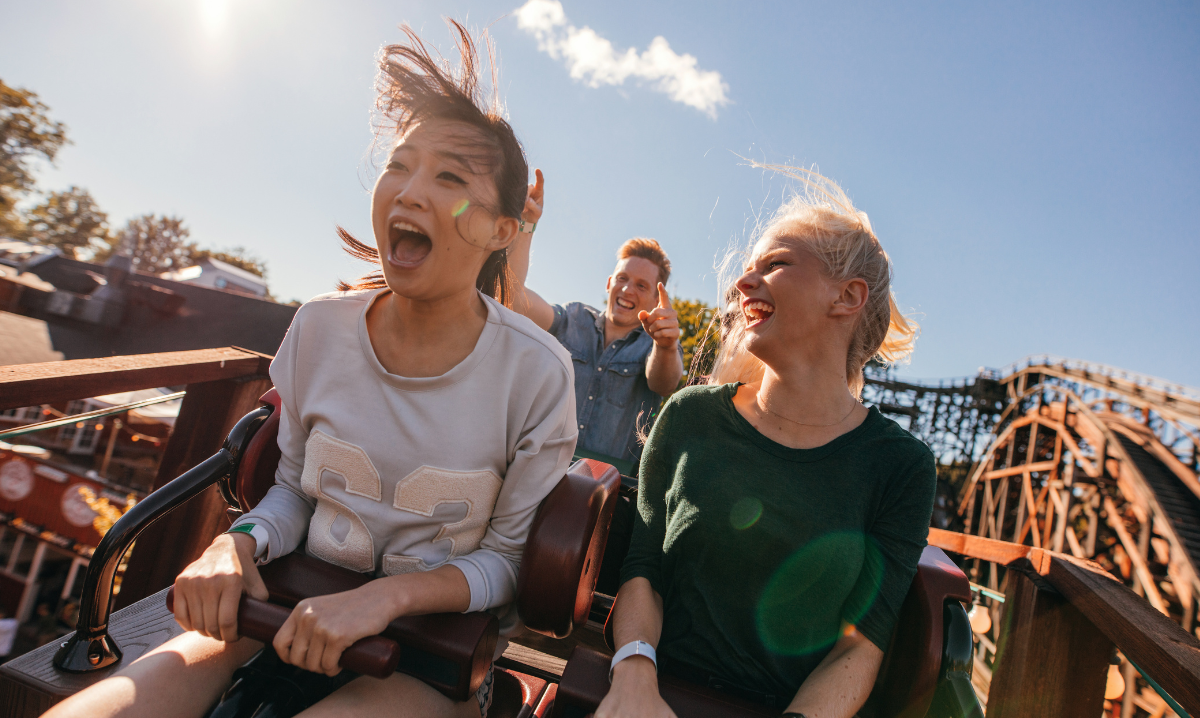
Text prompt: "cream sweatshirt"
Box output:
[[234, 289, 577, 633]]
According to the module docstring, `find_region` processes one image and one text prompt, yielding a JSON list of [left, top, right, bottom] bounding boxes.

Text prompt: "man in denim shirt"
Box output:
[[511, 174, 682, 472]]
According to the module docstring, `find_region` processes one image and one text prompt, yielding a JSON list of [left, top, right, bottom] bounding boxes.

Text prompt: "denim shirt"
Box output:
[[549, 302, 673, 467]]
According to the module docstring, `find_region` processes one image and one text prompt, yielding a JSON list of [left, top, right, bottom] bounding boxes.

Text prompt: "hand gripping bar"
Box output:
[[165, 587, 401, 679]]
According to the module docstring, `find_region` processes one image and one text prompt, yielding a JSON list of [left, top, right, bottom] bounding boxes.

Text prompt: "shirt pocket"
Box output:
[[559, 331, 590, 363], [601, 360, 643, 408], [567, 347, 591, 373]]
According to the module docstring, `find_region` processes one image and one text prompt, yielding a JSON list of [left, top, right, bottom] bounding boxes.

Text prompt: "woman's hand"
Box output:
[[523, 168, 544, 225], [273, 582, 395, 676], [595, 658, 677, 718], [172, 532, 269, 642]]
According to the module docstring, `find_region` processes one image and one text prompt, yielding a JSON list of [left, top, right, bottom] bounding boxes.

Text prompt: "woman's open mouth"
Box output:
[[743, 299, 775, 327], [388, 220, 432, 268]]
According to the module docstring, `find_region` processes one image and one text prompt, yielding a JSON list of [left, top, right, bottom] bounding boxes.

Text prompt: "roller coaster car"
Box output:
[[53, 390, 983, 718]]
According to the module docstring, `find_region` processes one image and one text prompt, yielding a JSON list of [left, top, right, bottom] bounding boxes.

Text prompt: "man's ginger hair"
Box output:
[[616, 237, 671, 286]]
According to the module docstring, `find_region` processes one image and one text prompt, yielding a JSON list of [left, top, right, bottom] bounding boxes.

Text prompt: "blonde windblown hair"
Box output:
[[707, 165, 918, 398]]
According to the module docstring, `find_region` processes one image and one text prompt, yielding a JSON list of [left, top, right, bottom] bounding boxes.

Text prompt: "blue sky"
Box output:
[[3, 1, 1197, 385]]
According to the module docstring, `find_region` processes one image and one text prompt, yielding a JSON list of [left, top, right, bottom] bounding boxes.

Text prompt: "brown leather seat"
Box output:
[[862, 546, 972, 718], [209, 390, 623, 705], [497, 458, 621, 716], [553, 545, 971, 718], [231, 387, 283, 511], [518, 458, 622, 639]]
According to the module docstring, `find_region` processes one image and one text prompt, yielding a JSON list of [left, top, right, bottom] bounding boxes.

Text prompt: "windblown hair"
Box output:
[[336, 19, 529, 307], [617, 237, 672, 285], [708, 165, 918, 398]]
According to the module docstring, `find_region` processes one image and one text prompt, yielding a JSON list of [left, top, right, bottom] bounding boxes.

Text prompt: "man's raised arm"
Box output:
[[640, 284, 684, 396], [510, 169, 555, 331]]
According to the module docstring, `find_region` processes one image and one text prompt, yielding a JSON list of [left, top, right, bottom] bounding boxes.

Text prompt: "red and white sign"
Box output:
[[0, 450, 140, 549]]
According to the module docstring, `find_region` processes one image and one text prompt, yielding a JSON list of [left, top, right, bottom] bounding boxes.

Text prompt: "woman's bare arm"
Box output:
[[782, 629, 884, 718], [595, 577, 677, 718]]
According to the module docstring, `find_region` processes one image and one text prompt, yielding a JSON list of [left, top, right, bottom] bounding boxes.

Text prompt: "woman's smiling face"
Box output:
[[371, 121, 516, 301], [735, 231, 840, 361]]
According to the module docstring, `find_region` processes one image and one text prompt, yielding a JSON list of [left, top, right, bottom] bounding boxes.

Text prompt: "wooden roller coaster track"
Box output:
[[865, 356, 1200, 716]]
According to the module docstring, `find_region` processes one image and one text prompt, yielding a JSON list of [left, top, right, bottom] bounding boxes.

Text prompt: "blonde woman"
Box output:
[[598, 168, 934, 718]]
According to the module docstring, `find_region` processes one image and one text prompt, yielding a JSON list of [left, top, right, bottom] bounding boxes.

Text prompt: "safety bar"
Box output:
[[52, 402, 274, 672]]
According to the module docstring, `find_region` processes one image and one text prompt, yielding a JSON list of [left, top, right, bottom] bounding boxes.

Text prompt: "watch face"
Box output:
[[61, 485, 99, 528], [0, 460, 34, 501]]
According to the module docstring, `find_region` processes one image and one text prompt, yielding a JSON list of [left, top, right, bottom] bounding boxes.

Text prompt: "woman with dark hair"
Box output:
[[47, 21, 575, 718], [598, 168, 934, 718]]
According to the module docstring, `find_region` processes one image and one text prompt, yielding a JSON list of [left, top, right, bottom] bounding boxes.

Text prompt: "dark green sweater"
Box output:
[[620, 383, 936, 701]]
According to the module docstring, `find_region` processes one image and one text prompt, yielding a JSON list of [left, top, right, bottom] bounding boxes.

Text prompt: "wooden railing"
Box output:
[[929, 528, 1200, 716], [0, 348, 273, 607]]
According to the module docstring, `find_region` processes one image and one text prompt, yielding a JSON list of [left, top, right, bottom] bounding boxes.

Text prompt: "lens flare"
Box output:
[[730, 497, 763, 530], [453, 199, 470, 217], [756, 532, 883, 655]]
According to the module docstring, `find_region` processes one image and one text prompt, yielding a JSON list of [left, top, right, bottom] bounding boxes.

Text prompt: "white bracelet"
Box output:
[[609, 640, 657, 683]]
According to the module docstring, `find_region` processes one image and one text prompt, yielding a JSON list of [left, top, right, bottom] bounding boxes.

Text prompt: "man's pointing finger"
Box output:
[[657, 282, 670, 309]]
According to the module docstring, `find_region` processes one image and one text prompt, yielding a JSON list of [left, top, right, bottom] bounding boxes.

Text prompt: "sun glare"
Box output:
[[198, 0, 230, 37]]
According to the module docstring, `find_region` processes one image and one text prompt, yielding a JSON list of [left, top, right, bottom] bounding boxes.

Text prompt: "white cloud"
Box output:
[[515, 0, 730, 119]]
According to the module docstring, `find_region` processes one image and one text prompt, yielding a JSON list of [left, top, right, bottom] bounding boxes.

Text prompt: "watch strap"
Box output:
[[609, 640, 657, 683]]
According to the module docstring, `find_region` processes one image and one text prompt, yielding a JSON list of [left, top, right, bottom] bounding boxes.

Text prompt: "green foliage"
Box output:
[[191, 246, 267, 278], [673, 296, 721, 385], [118, 214, 194, 274], [0, 79, 274, 292], [1, 79, 275, 297], [97, 215, 274, 289], [22, 186, 110, 258], [0, 79, 68, 238]]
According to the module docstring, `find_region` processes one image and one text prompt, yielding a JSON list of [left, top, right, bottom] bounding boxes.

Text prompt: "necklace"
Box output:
[[755, 394, 859, 428]]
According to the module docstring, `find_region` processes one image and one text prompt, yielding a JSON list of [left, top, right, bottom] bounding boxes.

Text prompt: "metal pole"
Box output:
[[100, 419, 121, 478]]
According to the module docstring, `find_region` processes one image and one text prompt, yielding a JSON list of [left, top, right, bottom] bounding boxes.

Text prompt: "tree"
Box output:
[[117, 214, 195, 274], [673, 297, 721, 385], [23, 186, 110, 258], [190, 246, 267, 278], [1, 79, 68, 238]]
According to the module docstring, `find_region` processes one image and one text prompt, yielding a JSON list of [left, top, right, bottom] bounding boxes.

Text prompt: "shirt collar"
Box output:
[[597, 308, 645, 346]]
